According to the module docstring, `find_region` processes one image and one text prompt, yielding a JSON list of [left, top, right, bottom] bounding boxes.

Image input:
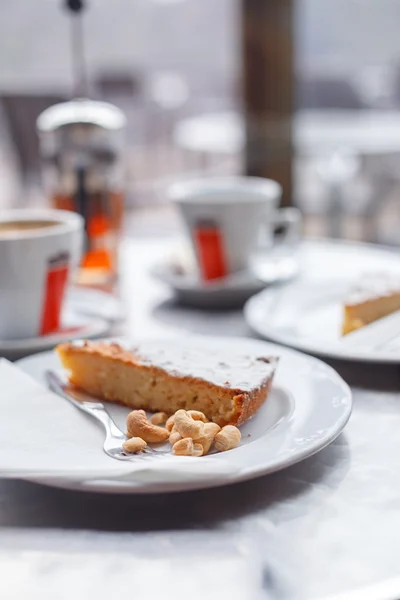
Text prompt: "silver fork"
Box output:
[[46, 370, 168, 461]]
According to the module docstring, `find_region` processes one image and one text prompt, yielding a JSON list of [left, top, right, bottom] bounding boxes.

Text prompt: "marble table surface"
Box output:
[[1, 238, 400, 600]]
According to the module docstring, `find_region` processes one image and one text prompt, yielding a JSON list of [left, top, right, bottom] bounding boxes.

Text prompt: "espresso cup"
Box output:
[[168, 177, 301, 281], [0, 209, 83, 340]]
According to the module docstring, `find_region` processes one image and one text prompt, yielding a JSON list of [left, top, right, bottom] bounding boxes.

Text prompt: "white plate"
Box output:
[[16, 336, 352, 494], [244, 280, 400, 363], [150, 262, 267, 308], [151, 251, 299, 309], [0, 289, 120, 360]]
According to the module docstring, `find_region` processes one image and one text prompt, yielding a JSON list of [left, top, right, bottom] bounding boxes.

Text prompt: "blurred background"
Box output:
[[2, 0, 400, 245]]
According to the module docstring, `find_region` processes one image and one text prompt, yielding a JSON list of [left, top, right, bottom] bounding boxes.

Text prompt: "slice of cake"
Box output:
[[56, 340, 278, 426], [342, 274, 400, 335]]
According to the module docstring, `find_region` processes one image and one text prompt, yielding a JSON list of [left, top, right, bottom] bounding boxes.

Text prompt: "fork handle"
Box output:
[[46, 371, 125, 440], [84, 405, 125, 439]]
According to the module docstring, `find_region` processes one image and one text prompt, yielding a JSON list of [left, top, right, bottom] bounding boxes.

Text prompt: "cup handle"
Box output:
[[271, 207, 302, 250]]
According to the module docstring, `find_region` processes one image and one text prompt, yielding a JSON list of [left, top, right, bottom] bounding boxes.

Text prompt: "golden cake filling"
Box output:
[[342, 275, 400, 335], [56, 340, 278, 427]]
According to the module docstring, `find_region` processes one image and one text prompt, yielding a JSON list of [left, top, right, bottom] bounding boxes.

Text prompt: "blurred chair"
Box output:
[[95, 72, 140, 100], [93, 71, 143, 137], [354, 65, 398, 110], [0, 94, 66, 192], [296, 75, 366, 110]]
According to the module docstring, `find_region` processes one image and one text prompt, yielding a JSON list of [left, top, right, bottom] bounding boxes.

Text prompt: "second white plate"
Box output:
[[244, 280, 400, 363]]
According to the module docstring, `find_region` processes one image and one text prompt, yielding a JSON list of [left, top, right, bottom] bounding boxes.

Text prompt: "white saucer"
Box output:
[[0, 288, 121, 360], [151, 252, 299, 309], [16, 335, 352, 494]]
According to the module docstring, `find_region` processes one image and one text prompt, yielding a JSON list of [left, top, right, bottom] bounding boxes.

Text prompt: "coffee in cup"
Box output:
[[0, 220, 62, 236]]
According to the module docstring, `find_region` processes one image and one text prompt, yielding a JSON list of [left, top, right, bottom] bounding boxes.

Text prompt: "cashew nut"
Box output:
[[187, 410, 208, 423], [174, 409, 204, 440], [214, 425, 241, 452], [165, 415, 175, 432], [172, 438, 203, 457], [168, 426, 182, 446], [150, 411, 168, 426], [196, 422, 221, 455], [122, 437, 147, 453], [126, 410, 169, 443]]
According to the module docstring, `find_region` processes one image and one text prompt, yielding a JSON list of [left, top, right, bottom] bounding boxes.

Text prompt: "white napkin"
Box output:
[[0, 359, 240, 487]]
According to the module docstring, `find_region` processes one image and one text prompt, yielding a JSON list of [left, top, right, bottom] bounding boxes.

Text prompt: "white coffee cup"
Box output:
[[168, 177, 301, 281], [0, 209, 83, 340]]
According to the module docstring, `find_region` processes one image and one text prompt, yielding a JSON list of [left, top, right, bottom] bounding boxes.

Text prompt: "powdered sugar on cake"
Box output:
[[131, 340, 277, 392], [345, 273, 400, 306]]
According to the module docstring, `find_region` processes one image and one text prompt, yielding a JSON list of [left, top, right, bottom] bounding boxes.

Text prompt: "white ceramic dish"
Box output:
[[244, 238, 400, 363], [151, 253, 299, 309], [0, 288, 121, 360], [16, 336, 352, 494], [244, 280, 400, 363]]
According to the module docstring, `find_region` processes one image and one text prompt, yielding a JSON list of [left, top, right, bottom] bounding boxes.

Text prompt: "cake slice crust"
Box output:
[[56, 340, 278, 426], [343, 275, 400, 335]]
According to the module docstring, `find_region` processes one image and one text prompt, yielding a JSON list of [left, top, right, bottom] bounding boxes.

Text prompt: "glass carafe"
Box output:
[[37, 99, 126, 289]]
